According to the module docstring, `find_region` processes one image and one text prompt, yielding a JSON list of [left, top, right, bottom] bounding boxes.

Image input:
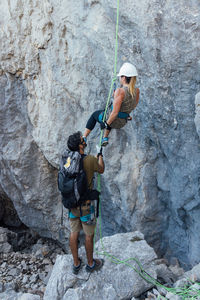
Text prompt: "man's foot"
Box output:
[[101, 137, 109, 147], [85, 259, 104, 273], [72, 258, 82, 275]]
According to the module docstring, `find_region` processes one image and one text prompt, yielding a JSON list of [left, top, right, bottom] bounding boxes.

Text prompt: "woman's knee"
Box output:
[[86, 110, 103, 130], [91, 110, 102, 121]]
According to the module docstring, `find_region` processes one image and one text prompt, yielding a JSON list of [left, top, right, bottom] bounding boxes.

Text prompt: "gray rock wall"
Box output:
[[0, 73, 61, 238], [0, 0, 200, 268], [195, 92, 200, 138]]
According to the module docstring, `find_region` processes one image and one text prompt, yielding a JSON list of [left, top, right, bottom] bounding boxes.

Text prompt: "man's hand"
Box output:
[[96, 146, 103, 158], [96, 146, 104, 173]]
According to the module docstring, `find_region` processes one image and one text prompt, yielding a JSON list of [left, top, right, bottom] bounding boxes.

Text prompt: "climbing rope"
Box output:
[[93, 0, 200, 298], [99, 0, 120, 132]]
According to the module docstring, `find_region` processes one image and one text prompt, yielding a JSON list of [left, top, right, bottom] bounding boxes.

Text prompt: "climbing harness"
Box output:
[[110, 104, 130, 119], [93, 0, 200, 298]]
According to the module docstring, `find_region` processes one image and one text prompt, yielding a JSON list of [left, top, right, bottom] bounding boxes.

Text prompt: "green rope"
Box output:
[[93, 0, 200, 298], [101, 0, 119, 125]]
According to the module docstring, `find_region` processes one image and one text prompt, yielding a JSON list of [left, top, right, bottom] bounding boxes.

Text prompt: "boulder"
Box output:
[[44, 231, 157, 300], [0, 227, 13, 253], [174, 263, 200, 288]]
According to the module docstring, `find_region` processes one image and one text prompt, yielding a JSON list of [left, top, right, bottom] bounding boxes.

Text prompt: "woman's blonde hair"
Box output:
[[128, 76, 137, 97]]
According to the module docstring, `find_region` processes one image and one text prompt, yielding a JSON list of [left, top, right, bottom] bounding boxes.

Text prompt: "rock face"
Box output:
[[0, 73, 62, 239], [0, 0, 200, 268], [194, 92, 200, 138], [44, 231, 158, 300]]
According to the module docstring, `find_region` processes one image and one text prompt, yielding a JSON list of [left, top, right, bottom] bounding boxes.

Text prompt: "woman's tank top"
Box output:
[[110, 86, 137, 129]]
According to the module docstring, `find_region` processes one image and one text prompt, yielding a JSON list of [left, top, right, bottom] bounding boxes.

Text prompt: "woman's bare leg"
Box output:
[[103, 129, 111, 138], [83, 128, 91, 138]]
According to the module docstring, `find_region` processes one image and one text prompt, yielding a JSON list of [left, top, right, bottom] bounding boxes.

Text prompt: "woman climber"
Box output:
[[83, 62, 140, 146]]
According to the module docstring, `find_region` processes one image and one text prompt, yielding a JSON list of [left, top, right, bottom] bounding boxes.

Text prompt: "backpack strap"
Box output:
[[80, 154, 86, 169], [79, 154, 89, 205], [80, 205, 82, 217], [79, 155, 86, 215]]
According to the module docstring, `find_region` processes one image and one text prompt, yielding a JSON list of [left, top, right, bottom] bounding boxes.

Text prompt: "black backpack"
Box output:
[[57, 149, 88, 209]]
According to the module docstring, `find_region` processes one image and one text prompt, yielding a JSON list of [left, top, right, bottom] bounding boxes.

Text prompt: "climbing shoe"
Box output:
[[72, 258, 82, 275], [82, 136, 87, 143], [101, 137, 109, 147], [85, 259, 104, 273]]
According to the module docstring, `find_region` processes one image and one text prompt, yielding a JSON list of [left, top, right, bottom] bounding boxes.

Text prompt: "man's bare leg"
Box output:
[[70, 232, 80, 266], [85, 234, 103, 269], [85, 234, 94, 266]]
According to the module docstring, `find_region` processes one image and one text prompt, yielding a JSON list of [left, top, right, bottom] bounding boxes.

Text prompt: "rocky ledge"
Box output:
[[44, 231, 197, 300], [1, 228, 200, 300]]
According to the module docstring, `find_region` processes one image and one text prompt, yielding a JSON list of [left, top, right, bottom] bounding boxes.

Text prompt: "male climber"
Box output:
[[66, 131, 104, 274]]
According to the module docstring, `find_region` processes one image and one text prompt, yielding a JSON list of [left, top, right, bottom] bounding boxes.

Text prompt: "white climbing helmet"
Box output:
[[117, 62, 138, 77]]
